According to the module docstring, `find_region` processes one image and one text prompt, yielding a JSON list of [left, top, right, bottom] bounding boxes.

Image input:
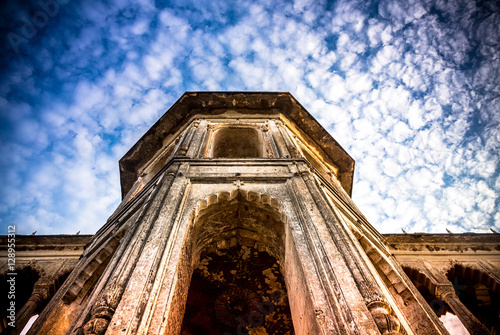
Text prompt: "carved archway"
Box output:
[[191, 190, 287, 264], [167, 189, 318, 335]]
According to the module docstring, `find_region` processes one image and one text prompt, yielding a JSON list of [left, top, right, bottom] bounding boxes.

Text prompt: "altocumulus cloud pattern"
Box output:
[[0, 0, 498, 235]]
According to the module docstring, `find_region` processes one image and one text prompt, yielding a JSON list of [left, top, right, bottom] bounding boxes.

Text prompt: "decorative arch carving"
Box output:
[[402, 266, 439, 294], [161, 188, 322, 335], [193, 189, 284, 221]]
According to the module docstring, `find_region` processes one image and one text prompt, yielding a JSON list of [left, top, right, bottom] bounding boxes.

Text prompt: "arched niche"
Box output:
[[169, 190, 320, 335], [210, 127, 263, 158]]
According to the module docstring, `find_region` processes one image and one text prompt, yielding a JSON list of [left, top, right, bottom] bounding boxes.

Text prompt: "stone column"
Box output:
[[295, 163, 404, 334], [435, 284, 490, 335], [80, 166, 179, 335]]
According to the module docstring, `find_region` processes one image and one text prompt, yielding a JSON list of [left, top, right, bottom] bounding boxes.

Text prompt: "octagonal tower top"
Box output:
[[119, 92, 355, 197]]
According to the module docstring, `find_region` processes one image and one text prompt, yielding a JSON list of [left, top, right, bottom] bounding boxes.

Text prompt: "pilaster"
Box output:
[[105, 163, 190, 334], [73, 164, 180, 335], [268, 120, 290, 158], [294, 162, 405, 334]]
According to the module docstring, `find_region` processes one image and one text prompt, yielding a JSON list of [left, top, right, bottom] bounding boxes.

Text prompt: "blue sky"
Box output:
[[0, 0, 498, 237]]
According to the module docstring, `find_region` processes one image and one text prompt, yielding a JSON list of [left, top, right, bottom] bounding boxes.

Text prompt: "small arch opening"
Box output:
[[402, 267, 469, 334], [447, 265, 500, 334], [0, 267, 40, 333]]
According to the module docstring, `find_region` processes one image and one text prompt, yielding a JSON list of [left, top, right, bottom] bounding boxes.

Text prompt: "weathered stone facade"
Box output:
[[1, 92, 499, 334]]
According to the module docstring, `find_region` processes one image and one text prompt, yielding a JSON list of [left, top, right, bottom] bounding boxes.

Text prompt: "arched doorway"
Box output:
[[176, 190, 313, 335], [181, 191, 293, 334], [181, 244, 293, 334]]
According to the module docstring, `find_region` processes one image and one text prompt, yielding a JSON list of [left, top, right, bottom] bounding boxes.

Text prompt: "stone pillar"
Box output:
[[416, 263, 491, 335], [435, 284, 490, 335], [80, 166, 179, 335], [295, 163, 404, 334]]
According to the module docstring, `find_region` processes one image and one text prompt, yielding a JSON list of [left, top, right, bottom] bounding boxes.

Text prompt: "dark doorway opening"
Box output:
[[180, 245, 294, 335]]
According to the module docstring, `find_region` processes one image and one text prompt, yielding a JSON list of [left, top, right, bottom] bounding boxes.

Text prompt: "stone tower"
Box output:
[[25, 92, 487, 335]]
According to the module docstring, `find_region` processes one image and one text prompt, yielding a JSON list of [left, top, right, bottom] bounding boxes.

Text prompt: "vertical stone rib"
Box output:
[[199, 123, 214, 158], [299, 168, 404, 334], [80, 166, 178, 335], [68, 207, 145, 334], [175, 121, 197, 156], [126, 172, 190, 334], [288, 176, 360, 335], [187, 119, 207, 158], [268, 120, 289, 158], [276, 121, 301, 158], [267, 120, 283, 158]]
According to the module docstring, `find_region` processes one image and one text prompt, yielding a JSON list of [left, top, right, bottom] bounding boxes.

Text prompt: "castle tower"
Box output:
[[28, 92, 466, 335]]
